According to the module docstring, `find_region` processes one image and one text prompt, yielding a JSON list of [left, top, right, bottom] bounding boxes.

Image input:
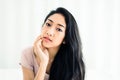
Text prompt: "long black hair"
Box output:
[[43, 7, 85, 80]]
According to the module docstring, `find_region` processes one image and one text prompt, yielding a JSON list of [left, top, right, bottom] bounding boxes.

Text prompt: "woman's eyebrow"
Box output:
[[48, 19, 53, 22], [58, 24, 65, 28], [47, 19, 65, 28]]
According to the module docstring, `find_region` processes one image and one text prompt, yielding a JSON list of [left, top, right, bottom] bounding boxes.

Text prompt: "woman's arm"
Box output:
[[22, 62, 48, 80], [33, 35, 49, 80], [21, 35, 49, 80], [22, 66, 34, 80], [22, 57, 48, 80], [34, 62, 48, 80]]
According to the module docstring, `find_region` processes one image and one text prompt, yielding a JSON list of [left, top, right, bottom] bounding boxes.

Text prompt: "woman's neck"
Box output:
[[47, 46, 60, 61]]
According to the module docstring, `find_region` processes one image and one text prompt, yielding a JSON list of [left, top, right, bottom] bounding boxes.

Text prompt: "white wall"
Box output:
[[0, 0, 120, 80]]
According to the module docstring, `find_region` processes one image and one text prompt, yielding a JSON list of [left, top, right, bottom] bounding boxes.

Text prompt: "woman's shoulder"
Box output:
[[21, 46, 35, 60], [22, 46, 34, 55], [20, 46, 35, 69]]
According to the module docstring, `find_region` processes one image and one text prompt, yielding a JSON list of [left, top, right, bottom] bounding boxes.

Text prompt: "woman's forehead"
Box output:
[[46, 13, 66, 27]]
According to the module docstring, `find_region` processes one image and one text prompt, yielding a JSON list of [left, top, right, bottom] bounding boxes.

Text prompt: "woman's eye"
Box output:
[[56, 28, 62, 32], [46, 23, 51, 27]]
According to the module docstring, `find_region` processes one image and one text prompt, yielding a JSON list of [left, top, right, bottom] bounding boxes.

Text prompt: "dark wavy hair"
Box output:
[[43, 7, 85, 80]]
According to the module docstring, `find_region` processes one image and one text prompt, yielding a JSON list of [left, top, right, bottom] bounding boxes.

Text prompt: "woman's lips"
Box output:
[[43, 37, 52, 42]]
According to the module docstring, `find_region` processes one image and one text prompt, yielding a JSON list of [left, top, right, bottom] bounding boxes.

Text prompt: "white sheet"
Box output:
[[0, 68, 115, 80], [0, 68, 22, 80]]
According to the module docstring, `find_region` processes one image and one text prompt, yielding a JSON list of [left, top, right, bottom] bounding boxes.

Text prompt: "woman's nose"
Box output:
[[46, 28, 55, 37]]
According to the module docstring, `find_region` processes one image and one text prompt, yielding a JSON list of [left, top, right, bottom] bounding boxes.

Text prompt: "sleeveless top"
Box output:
[[20, 46, 49, 80]]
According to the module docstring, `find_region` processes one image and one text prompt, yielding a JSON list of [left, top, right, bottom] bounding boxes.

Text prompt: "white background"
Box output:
[[0, 0, 120, 80]]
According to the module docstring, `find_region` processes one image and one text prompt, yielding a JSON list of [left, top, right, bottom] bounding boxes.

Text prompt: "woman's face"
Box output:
[[41, 13, 66, 49]]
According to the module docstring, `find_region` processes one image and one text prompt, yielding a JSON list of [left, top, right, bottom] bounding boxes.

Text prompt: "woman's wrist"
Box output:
[[40, 61, 49, 67], [34, 61, 48, 80]]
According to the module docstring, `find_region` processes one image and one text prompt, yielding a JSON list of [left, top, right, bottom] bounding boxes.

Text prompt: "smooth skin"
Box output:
[[22, 13, 66, 80]]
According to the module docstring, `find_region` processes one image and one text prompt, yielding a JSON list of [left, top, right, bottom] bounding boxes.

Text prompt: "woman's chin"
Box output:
[[42, 42, 50, 48]]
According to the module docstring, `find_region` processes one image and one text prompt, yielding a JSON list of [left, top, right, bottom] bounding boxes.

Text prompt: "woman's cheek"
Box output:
[[41, 29, 45, 35]]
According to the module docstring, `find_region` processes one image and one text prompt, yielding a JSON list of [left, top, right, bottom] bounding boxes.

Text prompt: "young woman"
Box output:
[[21, 7, 85, 80]]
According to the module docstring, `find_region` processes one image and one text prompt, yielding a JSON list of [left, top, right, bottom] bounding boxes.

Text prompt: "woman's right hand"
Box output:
[[33, 35, 49, 65]]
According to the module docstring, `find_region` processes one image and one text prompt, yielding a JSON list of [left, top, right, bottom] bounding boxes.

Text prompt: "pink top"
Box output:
[[20, 46, 49, 80]]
